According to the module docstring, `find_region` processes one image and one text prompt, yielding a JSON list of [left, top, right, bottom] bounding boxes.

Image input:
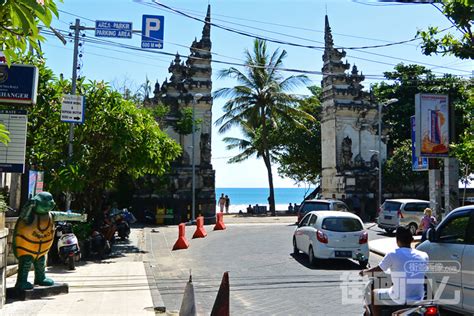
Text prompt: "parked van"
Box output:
[[377, 198, 430, 234]]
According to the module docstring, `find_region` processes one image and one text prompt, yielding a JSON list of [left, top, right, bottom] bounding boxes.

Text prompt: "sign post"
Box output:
[[95, 20, 133, 39], [61, 94, 85, 124], [141, 15, 165, 49], [0, 110, 28, 173]]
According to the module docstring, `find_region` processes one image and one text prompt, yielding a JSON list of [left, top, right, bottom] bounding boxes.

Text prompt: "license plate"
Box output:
[[335, 251, 352, 258], [384, 215, 392, 220]]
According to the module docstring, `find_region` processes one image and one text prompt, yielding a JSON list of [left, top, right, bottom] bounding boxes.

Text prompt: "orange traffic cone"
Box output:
[[173, 223, 190, 250], [179, 273, 197, 316], [210, 272, 229, 316], [213, 212, 226, 231], [193, 216, 207, 238]]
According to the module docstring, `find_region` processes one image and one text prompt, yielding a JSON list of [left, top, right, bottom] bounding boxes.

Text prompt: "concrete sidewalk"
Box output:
[[369, 235, 422, 257], [1, 228, 155, 316]]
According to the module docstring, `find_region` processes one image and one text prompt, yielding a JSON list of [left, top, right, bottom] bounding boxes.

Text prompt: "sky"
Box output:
[[40, 0, 473, 188]]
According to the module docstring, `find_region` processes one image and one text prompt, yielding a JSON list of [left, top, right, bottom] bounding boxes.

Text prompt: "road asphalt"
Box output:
[[0, 214, 392, 315]]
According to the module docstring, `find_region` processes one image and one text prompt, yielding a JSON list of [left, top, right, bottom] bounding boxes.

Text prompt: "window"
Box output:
[[404, 203, 429, 212], [299, 214, 311, 227], [438, 213, 470, 244], [335, 203, 348, 212], [301, 202, 330, 213], [309, 214, 317, 226], [321, 217, 363, 232], [383, 202, 402, 212]]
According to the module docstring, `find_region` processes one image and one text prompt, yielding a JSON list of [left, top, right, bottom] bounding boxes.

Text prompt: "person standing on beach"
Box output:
[[225, 195, 230, 213], [218, 194, 226, 212]]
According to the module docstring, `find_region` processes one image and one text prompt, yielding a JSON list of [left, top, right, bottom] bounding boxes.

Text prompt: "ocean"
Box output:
[[215, 187, 309, 213]]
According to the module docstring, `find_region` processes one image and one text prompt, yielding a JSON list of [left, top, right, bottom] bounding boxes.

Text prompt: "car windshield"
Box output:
[[321, 217, 363, 232], [300, 202, 330, 213], [383, 201, 402, 212]]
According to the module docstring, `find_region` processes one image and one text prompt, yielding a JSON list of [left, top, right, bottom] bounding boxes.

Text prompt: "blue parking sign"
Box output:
[[141, 15, 164, 49]]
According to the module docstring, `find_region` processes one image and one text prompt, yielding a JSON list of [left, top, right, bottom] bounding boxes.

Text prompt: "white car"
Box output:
[[377, 199, 430, 234], [416, 205, 474, 315], [293, 211, 369, 268]]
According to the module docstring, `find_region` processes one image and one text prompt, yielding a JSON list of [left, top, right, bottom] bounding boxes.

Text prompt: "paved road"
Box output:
[[144, 221, 386, 315]]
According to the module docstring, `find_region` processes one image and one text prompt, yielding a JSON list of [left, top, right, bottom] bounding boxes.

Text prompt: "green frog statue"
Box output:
[[12, 192, 87, 290]]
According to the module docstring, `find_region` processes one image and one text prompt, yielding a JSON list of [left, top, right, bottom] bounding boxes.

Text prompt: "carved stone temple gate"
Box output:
[[320, 16, 386, 220], [139, 5, 216, 224]]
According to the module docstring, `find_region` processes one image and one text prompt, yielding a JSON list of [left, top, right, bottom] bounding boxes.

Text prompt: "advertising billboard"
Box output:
[[411, 116, 428, 171], [415, 93, 449, 157]]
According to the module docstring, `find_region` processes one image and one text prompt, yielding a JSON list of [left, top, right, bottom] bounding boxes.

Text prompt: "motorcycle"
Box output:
[[85, 229, 111, 260], [55, 221, 81, 270], [113, 208, 136, 240], [363, 275, 439, 316]]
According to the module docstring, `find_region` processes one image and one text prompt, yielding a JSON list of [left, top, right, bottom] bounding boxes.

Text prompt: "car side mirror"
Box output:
[[426, 228, 436, 242]]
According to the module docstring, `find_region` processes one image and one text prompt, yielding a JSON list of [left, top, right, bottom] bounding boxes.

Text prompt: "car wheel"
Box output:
[[408, 223, 417, 236], [293, 238, 299, 255], [308, 246, 317, 267], [359, 260, 369, 269], [385, 228, 394, 234]]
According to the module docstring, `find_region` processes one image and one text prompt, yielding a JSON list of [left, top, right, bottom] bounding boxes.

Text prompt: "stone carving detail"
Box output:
[[200, 133, 211, 166], [354, 153, 364, 168], [370, 153, 378, 169], [341, 136, 353, 168]]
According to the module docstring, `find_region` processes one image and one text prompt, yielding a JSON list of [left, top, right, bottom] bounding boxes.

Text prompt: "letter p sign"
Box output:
[[141, 15, 164, 49]]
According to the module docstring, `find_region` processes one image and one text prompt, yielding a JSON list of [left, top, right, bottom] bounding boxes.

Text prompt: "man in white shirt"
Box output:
[[359, 226, 429, 316]]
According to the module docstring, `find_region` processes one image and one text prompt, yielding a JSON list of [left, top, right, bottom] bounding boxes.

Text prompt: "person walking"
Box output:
[[225, 195, 230, 213], [218, 194, 226, 213], [417, 208, 437, 241]]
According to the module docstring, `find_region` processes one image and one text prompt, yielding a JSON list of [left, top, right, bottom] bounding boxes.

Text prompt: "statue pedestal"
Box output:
[[6, 283, 68, 300]]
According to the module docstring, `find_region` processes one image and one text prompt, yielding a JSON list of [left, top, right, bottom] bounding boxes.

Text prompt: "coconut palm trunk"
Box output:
[[214, 39, 311, 217]]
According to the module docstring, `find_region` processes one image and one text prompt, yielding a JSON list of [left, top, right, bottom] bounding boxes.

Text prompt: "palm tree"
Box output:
[[214, 39, 311, 215]]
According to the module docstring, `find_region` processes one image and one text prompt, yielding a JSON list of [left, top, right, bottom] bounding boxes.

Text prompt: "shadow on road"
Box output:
[[291, 253, 361, 270]]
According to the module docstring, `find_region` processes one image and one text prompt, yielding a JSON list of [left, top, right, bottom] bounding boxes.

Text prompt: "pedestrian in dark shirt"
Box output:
[[225, 195, 230, 213]]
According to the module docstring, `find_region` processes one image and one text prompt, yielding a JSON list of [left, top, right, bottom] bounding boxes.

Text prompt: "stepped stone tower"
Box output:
[[320, 15, 386, 219], [145, 5, 215, 223]]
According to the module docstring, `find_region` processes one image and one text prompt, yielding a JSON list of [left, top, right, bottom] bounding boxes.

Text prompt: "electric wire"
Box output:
[[55, 6, 471, 75], [40, 28, 471, 81], [139, 2, 421, 47], [145, 1, 470, 74]]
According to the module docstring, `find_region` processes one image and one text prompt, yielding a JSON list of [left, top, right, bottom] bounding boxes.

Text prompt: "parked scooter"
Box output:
[[112, 208, 136, 240], [85, 229, 111, 260], [55, 221, 81, 270]]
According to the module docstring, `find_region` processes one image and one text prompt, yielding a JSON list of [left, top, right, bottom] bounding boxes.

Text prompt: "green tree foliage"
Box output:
[[274, 86, 321, 185], [384, 139, 428, 196], [23, 58, 181, 214], [417, 0, 474, 60], [214, 39, 311, 215], [373, 63, 473, 188], [0, 0, 59, 63]]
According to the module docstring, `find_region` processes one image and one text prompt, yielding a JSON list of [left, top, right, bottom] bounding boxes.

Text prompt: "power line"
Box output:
[[146, 1, 470, 74], [54, 6, 471, 76], [41, 27, 472, 81]]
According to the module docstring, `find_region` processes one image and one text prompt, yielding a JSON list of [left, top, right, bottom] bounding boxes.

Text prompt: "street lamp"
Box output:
[[191, 93, 203, 223], [372, 98, 398, 210]]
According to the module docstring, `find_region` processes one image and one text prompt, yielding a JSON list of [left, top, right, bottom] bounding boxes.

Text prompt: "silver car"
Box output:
[[377, 199, 430, 234]]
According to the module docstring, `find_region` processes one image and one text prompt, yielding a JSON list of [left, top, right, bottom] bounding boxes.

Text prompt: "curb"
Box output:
[[144, 261, 166, 313]]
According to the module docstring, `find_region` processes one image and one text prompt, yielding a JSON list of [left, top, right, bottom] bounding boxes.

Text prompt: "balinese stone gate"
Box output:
[[320, 16, 386, 220], [144, 5, 216, 224]]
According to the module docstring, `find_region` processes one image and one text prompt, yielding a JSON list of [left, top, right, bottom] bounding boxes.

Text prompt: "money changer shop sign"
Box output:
[[0, 64, 39, 105]]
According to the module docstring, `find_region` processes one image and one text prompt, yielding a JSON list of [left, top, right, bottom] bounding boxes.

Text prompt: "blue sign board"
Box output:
[[411, 116, 428, 171], [141, 15, 164, 49], [0, 64, 38, 105], [95, 20, 132, 38]]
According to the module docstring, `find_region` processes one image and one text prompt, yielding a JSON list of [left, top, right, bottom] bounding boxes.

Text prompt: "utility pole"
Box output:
[[65, 19, 81, 210]]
